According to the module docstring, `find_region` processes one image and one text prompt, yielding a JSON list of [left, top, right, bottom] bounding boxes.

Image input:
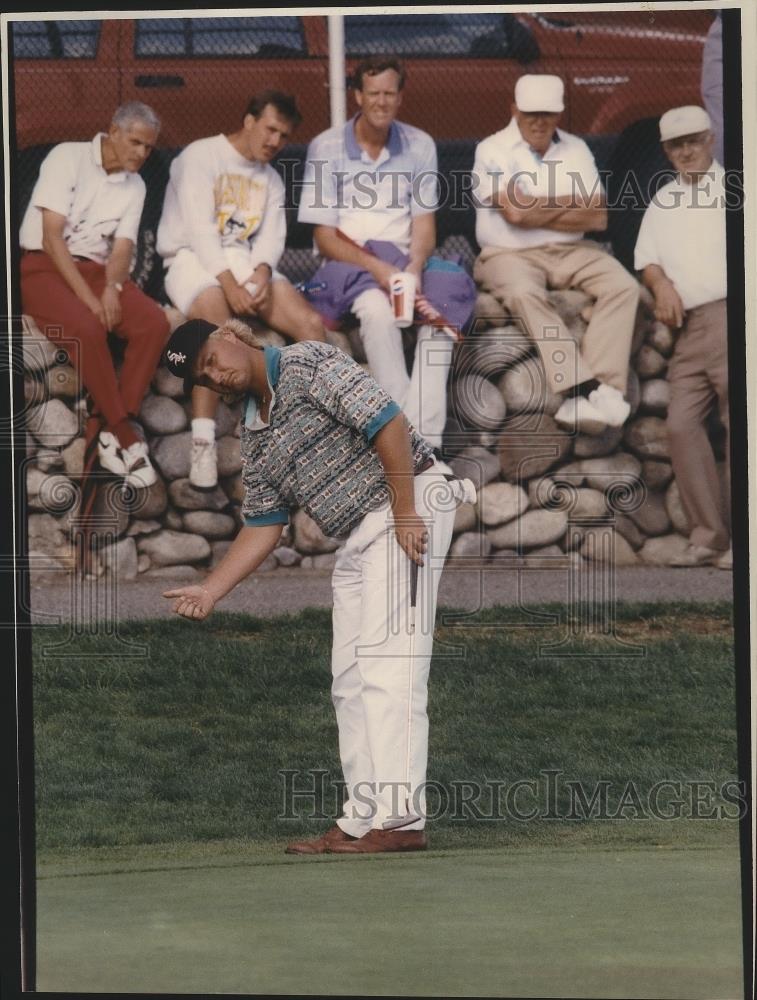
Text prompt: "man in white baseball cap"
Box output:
[[635, 105, 731, 569], [472, 73, 639, 435]]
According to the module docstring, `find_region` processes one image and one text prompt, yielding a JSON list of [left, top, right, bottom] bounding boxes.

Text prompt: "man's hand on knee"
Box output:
[[100, 285, 122, 329], [223, 282, 258, 316]]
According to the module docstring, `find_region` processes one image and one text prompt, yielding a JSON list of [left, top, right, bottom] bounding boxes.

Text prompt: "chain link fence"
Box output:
[[10, 10, 721, 295]]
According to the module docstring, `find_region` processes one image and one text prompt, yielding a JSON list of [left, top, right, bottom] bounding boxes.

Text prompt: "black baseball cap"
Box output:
[[164, 319, 217, 395]]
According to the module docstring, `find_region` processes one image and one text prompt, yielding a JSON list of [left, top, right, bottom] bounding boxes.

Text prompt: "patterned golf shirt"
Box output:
[[241, 342, 433, 538]]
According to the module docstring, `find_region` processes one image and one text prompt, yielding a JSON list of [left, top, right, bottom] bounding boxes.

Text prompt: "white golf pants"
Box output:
[[352, 288, 455, 450], [331, 467, 464, 835]]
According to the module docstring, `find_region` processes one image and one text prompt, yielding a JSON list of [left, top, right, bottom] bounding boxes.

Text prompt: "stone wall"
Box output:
[[22, 287, 723, 579]]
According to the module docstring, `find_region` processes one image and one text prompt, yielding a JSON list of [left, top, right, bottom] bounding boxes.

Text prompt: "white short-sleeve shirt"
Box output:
[[473, 118, 603, 250], [634, 161, 727, 311], [19, 134, 146, 264], [297, 115, 438, 254]]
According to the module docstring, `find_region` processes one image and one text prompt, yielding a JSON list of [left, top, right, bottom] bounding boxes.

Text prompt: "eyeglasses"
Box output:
[[662, 132, 711, 152]]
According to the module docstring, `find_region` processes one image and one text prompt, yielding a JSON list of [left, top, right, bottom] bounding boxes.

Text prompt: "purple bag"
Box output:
[[300, 240, 476, 335]]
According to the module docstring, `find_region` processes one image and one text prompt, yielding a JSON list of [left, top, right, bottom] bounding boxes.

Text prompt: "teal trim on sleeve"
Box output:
[[365, 400, 401, 441], [243, 393, 258, 429], [244, 510, 289, 527], [264, 345, 282, 387]]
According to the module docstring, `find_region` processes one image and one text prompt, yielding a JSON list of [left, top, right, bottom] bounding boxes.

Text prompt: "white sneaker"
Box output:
[[122, 440, 157, 489], [190, 438, 218, 490], [98, 431, 156, 488], [588, 383, 631, 427], [98, 430, 128, 476], [554, 396, 606, 435], [715, 546, 733, 571]]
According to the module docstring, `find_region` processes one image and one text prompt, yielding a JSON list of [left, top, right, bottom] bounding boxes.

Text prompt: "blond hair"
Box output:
[[205, 320, 262, 405], [209, 318, 264, 350]]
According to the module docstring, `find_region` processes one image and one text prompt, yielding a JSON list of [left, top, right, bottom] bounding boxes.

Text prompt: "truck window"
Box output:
[[134, 16, 306, 58], [344, 13, 536, 59], [10, 19, 101, 59]]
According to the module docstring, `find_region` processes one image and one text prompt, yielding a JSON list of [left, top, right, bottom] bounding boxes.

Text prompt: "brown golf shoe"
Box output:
[[285, 825, 358, 855], [328, 828, 428, 854]]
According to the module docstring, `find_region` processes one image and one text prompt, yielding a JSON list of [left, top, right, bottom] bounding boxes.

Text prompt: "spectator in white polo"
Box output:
[[19, 102, 169, 488], [472, 73, 640, 433], [635, 105, 730, 569]]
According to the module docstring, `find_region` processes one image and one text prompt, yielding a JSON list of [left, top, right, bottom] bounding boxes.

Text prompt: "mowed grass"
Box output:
[[32, 601, 741, 859]]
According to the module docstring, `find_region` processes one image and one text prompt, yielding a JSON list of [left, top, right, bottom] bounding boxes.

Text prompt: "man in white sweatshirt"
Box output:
[[157, 90, 325, 489]]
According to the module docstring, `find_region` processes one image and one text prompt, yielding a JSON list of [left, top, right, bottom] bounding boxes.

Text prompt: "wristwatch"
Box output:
[[107, 281, 124, 293]]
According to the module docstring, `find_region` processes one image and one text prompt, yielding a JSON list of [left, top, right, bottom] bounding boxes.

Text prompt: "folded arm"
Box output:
[[493, 184, 607, 232]]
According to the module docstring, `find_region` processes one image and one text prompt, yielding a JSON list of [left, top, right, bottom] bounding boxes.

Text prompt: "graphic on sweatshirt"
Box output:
[[214, 173, 267, 245]]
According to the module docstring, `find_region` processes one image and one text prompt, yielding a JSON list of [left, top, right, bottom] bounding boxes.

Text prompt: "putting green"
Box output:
[[36, 844, 742, 998]]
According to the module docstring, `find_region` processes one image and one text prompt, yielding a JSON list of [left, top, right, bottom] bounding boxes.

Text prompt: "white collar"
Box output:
[[92, 133, 129, 184], [500, 117, 563, 158]]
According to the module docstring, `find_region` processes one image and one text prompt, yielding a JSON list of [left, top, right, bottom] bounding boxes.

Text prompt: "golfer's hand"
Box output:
[[394, 510, 429, 567], [163, 585, 216, 620], [653, 279, 685, 329]]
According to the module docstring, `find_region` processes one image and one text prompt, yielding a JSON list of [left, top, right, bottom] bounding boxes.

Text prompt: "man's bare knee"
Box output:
[[187, 287, 231, 325], [302, 309, 326, 342]]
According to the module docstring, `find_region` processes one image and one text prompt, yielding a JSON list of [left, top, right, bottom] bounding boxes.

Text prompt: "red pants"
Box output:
[[21, 252, 169, 431]]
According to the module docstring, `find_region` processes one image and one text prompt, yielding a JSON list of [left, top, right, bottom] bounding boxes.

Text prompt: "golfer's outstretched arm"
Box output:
[[164, 522, 284, 619]]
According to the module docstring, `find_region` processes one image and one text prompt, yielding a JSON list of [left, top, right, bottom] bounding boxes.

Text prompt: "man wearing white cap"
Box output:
[[473, 74, 639, 432], [635, 106, 730, 569]]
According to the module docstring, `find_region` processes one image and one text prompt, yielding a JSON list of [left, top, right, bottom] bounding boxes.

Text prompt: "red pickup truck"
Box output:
[[11, 10, 714, 149]]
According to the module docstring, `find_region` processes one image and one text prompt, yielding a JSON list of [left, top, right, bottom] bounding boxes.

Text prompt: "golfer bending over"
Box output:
[[162, 318, 474, 854]]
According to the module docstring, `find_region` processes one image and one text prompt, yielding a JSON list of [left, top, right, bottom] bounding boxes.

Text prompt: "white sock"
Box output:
[[191, 417, 216, 443]]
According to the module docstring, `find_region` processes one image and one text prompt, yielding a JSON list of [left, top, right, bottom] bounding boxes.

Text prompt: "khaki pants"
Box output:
[[474, 241, 639, 394], [667, 299, 730, 551]]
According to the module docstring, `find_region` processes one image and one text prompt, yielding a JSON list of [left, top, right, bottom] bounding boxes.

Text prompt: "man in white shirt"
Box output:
[[635, 105, 730, 569], [297, 57, 460, 462], [473, 74, 640, 432], [20, 102, 169, 488], [157, 90, 326, 490]]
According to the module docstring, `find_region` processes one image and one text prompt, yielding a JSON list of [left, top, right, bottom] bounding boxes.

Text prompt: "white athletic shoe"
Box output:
[[122, 440, 157, 489], [97, 431, 156, 488], [554, 396, 607, 435], [190, 438, 218, 491], [588, 383, 631, 427], [97, 430, 128, 476]]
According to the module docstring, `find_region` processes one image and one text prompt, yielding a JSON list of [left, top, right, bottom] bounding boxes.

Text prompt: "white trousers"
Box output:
[[331, 468, 462, 835], [164, 247, 286, 316], [352, 288, 455, 450]]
